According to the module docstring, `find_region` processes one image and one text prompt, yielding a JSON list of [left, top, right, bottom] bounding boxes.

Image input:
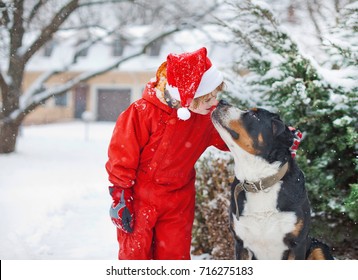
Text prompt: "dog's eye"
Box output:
[[248, 110, 260, 121], [226, 127, 239, 140]]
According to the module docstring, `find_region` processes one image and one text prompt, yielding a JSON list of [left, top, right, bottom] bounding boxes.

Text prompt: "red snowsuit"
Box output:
[[106, 81, 227, 259]]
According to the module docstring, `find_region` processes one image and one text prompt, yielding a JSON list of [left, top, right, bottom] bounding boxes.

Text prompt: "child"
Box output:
[[105, 47, 229, 259]]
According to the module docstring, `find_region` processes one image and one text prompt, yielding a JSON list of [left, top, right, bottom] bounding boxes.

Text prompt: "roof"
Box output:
[[25, 25, 235, 72]]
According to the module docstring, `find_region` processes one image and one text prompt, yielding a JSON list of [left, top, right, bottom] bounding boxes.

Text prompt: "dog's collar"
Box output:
[[233, 162, 289, 219], [235, 162, 288, 193]]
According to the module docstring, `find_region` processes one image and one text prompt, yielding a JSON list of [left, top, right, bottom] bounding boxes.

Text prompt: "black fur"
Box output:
[[213, 102, 334, 260]]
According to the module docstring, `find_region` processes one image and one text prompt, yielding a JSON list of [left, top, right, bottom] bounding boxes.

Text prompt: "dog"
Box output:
[[211, 100, 333, 260]]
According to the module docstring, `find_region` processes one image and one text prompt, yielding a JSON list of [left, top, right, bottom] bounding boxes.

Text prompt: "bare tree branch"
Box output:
[[19, 0, 217, 114], [0, 72, 10, 111], [1, 0, 222, 152], [14, 25, 184, 124], [307, 0, 325, 43], [22, 0, 80, 63], [0, 0, 10, 26], [59, 24, 108, 31], [22, 0, 136, 64], [27, 0, 50, 25], [10, 0, 25, 56], [20, 23, 121, 108], [78, 0, 134, 7], [7, 0, 25, 102], [213, 3, 262, 55]]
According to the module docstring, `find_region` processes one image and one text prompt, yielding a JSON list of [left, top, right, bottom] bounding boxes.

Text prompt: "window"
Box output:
[[112, 38, 124, 57], [146, 38, 162, 57], [44, 41, 55, 57], [54, 92, 68, 107], [76, 40, 89, 57]]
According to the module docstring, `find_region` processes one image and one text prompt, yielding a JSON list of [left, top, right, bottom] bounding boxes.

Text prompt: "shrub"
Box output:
[[192, 149, 235, 259]]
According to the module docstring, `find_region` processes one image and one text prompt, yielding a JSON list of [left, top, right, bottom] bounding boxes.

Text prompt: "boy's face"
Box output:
[[189, 90, 219, 115]]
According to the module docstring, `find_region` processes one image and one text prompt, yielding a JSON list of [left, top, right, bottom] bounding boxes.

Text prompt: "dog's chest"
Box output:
[[232, 183, 297, 259]]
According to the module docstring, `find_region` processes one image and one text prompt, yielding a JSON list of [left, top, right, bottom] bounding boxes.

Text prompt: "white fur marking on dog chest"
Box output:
[[233, 183, 297, 260]]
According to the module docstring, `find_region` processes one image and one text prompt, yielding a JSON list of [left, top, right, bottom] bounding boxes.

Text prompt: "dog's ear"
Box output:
[[272, 118, 286, 136]]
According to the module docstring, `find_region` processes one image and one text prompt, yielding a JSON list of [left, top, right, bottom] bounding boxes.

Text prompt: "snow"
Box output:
[[0, 121, 219, 260], [20, 25, 235, 73], [0, 121, 118, 259], [333, 116, 353, 127], [316, 66, 357, 90]]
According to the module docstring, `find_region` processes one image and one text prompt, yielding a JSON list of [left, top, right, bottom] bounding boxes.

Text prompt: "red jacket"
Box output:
[[106, 81, 228, 191]]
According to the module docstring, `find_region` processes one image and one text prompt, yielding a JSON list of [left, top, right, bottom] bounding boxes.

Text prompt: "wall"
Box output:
[[22, 70, 154, 125]]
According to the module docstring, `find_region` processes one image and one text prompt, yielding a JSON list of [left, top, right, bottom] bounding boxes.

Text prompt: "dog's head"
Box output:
[[211, 100, 294, 165]]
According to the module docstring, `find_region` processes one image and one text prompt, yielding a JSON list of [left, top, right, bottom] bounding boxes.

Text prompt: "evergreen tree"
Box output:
[[217, 0, 357, 224]]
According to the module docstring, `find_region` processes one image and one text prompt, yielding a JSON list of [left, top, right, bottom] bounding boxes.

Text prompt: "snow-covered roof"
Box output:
[[25, 26, 235, 72]]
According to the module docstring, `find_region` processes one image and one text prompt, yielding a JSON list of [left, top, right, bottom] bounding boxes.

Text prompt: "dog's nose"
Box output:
[[219, 99, 230, 106]]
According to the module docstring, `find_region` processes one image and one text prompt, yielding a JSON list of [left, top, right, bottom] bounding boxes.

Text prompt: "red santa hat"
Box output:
[[166, 47, 223, 120]]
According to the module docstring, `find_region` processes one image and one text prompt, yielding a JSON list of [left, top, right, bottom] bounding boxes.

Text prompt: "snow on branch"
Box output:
[[22, 0, 80, 62], [13, 25, 184, 123]]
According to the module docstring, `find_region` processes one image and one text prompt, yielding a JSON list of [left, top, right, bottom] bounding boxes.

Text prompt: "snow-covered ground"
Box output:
[[0, 121, 354, 262], [0, 121, 118, 259]]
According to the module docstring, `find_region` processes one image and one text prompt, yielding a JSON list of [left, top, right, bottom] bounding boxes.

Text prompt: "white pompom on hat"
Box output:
[[165, 47, 223, 120]]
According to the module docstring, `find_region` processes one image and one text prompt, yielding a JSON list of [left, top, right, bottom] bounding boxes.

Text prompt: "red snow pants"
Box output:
[[116, 176, 196, 260]]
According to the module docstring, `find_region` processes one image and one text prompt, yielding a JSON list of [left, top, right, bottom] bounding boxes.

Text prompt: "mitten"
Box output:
[[288, 126, 303, 159], [109, 186, 134, 233]]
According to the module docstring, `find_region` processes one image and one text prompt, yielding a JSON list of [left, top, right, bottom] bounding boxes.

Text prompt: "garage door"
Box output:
[[97, 88, 131, 122]]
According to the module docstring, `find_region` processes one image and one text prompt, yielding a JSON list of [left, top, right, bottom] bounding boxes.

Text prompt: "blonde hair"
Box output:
[[190, 82, 225, 109], [154, 62, 225, 110]]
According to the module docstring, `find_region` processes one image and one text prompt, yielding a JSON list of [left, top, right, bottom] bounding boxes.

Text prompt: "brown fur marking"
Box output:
[[229, 120, 257, 154], [287, 251, 296, 260], [258, 133, 264, 146], [291, 218, 304, 237], [307, 249, 326, 260]]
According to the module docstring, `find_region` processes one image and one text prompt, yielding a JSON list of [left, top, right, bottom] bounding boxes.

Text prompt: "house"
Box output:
[[23, 70, 154, 124], [22, 27, 232, 124]]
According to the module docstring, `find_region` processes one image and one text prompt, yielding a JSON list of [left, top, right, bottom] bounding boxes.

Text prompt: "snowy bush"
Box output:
[[192, 148, 234, 259], [345, 184, 358, 221]]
